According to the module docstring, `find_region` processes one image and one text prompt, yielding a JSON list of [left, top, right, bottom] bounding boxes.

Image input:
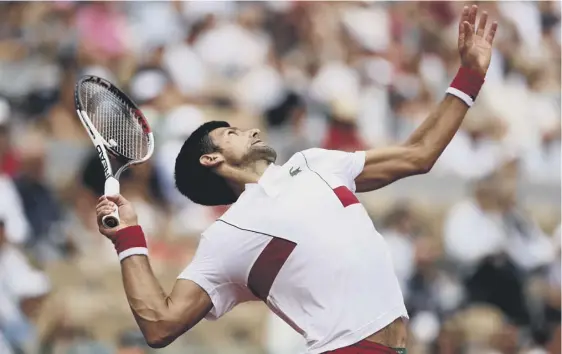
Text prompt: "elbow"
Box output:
[[141, 321, 183, 349], [406, 142, 439, 175], [416, 159, 435, 175], [410, 148, 436, 175], [146, 339, 169, 349], [145, 333, 174, 349]]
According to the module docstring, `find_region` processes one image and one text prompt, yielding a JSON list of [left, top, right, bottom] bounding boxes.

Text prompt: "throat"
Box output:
[[250, 160, 271, 177], [226, 160, 272, 196]]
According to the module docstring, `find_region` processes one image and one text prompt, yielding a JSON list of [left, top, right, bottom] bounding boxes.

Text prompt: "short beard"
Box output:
[[241, 145, 277, 166]]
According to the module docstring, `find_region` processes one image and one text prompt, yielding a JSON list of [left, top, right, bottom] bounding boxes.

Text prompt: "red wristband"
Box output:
[[113, 225, 148, 261], [446, 67, 485, 107]]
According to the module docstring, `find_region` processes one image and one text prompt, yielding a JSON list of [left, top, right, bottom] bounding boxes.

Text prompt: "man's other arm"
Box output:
[[96, 196, 212, 349], [355, 5, 497, 193]]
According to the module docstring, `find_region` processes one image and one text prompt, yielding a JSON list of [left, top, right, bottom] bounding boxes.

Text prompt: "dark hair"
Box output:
[[174, 121, 238, 206]]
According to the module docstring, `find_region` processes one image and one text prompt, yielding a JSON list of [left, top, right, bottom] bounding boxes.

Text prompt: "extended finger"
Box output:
[[459, 6, 469, 47], [476, 11, 488, 37], [486, 21, 498, 44], [468, 5, 478, 27], [463, 21, 473, 44], [460, 5, 469, 26]]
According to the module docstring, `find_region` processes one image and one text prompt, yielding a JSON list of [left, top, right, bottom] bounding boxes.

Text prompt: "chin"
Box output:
[[250, 144, 277, 163]]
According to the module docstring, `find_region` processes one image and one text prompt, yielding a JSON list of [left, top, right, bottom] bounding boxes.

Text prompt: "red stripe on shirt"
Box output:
[[247, 237, 296, 301], [333, 186, 359, 207]]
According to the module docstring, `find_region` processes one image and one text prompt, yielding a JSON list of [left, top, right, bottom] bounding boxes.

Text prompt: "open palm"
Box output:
[[458, 5, 498, 77]]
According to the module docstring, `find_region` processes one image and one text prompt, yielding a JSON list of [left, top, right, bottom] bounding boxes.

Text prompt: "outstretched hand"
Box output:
[[458, 5, 498, 77]]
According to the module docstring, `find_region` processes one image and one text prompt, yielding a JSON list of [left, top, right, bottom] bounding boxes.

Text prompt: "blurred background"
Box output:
[[0, 1, 559, 354]]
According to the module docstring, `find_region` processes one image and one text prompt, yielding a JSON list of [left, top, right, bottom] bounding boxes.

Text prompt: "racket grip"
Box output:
[[102, 177, 120, 229]]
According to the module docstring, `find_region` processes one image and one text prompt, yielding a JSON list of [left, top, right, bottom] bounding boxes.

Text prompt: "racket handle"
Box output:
[[102, 177, 121, 229]]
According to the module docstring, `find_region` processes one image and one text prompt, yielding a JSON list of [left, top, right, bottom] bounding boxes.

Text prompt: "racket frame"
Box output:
[[74, 75, 154, 228]]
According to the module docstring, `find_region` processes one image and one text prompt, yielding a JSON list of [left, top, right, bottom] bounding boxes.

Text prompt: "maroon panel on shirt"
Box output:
[[248, 237, 296, 302], [333, 186, 359, 207]]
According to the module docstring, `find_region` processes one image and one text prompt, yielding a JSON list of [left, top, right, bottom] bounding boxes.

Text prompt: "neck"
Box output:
[[221, 160, 272, 197]]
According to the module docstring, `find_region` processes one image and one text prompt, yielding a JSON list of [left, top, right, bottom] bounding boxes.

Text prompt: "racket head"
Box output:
[[74, 75, 154, 165]]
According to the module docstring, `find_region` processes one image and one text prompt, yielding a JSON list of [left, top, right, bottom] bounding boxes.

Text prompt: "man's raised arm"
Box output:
[[355, 5, 498, 193], [96, 196, 212, 348]]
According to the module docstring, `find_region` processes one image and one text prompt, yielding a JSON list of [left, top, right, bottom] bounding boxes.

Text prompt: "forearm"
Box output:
[[112, 226, 184, 347], [405, 67, 484, 167], [406, 94, 469, 164], [120, 255, 172, 342], [96, 197, 213, 348]]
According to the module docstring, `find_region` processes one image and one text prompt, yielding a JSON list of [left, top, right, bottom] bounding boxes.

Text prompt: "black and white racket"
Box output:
[[74, 75, 154, 229]]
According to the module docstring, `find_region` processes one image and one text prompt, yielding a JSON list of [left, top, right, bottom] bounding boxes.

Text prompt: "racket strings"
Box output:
[[79, 81, 149, 161]]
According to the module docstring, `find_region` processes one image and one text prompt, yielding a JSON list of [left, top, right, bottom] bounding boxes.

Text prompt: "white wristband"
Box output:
[[446, 87, 474, 107], [118, 247, 149, 262]]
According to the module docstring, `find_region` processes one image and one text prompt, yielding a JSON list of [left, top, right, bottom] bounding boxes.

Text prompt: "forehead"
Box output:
[[208, 126, 238, 145], [209, 127, 229, 140], [211, 127, 230, 136], [210, 126, 243, 137]]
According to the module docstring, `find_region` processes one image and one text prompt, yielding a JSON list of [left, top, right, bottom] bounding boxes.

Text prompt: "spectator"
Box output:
[[193, 6, 270, 80], [321, 98, 366, 152], [406, 235, 464, 320], [0, 220, 50, 353], [522, 123, 561, 184], [264, 91, 311, 163], [380, 204, 420, 292], [13, 131, 64, 263], [75, 2, 130, 64], [0, 174, 30, 245], [0, 98, 19, 178], [434, 109, 509, 179], [444, 172, 508, 270], [543, 225, 561, 332], [445, 161, 556, 328], [444, 162, 555, 273], [459, 305, 519, 354]]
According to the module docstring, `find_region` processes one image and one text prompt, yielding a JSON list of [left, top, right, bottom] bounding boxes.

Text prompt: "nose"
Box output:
[[249, 129, 260, 138]]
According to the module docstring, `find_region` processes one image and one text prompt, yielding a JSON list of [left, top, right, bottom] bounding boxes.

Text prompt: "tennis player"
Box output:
[[96, 6, 496, 354]]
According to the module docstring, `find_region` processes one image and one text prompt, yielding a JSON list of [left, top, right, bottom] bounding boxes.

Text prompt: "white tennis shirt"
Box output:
[[179, 148, 408, 353]]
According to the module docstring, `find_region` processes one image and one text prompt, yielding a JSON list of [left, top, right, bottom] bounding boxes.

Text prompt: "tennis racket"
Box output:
[[74, 75, 154, 229]]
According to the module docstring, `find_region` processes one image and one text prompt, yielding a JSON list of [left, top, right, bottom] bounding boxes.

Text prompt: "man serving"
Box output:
[[96, 6, 497, 354]]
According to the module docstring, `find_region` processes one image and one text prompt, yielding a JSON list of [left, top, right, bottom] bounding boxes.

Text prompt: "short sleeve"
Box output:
[[178, 235, 243, 320], [301, 148, 366, 192]]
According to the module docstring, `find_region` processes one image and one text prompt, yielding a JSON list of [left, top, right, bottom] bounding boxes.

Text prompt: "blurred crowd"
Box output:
[[0, 1, 559, 354]]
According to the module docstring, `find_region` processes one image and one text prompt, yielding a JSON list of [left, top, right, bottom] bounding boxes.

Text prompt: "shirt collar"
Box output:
[[246, 163, 284, 197]]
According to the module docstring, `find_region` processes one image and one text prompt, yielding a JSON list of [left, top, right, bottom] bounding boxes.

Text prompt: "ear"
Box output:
[[200, 152, 224, 168]]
